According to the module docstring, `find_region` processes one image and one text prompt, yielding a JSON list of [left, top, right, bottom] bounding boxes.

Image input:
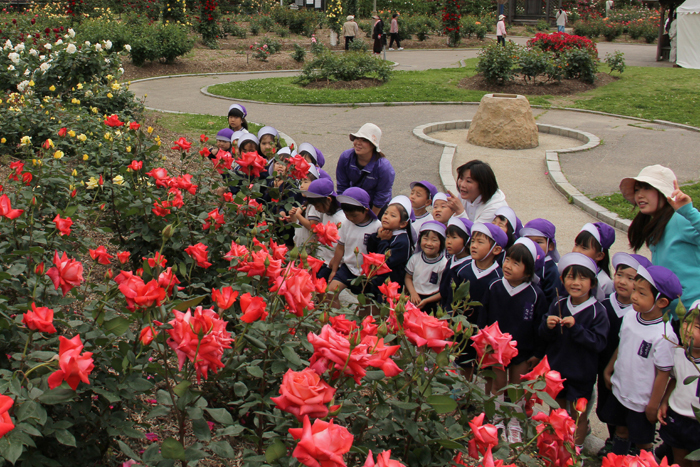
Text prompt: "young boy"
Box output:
[[602, 265, 681, 455], [659, 300, 700, 467], [432, 193, 455, 226], [521, 218, 562, 308], [327, 187, 381, 308], [409, 180, 437, 233]]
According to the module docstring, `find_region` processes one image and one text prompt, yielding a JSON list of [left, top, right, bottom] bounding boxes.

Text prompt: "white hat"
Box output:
[[350, 123, 382, 153], [619, 165, 677, 205], [257, 126, 278, 140], [237, 133, 259, 149], [389, 195, 415, 222], [432, 192, 449, 207], [231, 129, 249, 143], [307, 164, 320, 179], [276, 146, 297, 158], [499, 14, 505, 20], [347, 15, 354, 20]]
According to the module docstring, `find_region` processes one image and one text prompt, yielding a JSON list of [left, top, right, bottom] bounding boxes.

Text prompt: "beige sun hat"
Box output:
[[349, 123, 382, 153], [619, 164, 677, 204], [347, 15, 354, 20]]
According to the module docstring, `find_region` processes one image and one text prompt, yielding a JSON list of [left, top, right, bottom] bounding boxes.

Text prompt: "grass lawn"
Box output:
[[207, 59, 700, 127], [593, 182, 700, 220], [146, 112, 263, 136]]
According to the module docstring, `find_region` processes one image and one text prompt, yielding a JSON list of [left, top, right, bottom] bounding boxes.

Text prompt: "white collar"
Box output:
[[466, 194, 483, 207], [422, 251, 445, 264], [471, 260, 499, 279], [450, 255, 470, 267], [391, 229, 406, 237], [609, 292, 633, 318], [501, 277, 530, 296], [567, 295, 597, 315], [415, 211, 430, 220]]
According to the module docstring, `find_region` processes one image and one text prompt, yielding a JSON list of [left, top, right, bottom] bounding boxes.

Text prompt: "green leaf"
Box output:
[[103, 317, 131, 336], [686, 448, 700, 461], [173, 380, 191, 397], [205, 408, 234, 426], [244, 334, 267, 350], [0, 434, 23, 464], [192, 418, 211, 442], [233, 382, 248, 397], [683, 375, 699, 386], [536, 391, 559, 409], [436, 349, 449, 368], [38, 388, 75, 405], [282, 345, 302, 366], [185, 447, 209, 461], [265, 439, 286, 463], [694, 405, 700, 424], [161, 437, 186, 460], [172, 295, 206, 312], [246, 365, 264, 378], [118, 440, 142, 461], [92, 387, 121, 403], [426, 395, 457, 414], [435, 439, 463, 449], [209, 440, 236, 458], [55, 429, 76, 447], [365, 370, 386, 381], [129, 378, 154, 392], [389, 400, 420, 410]]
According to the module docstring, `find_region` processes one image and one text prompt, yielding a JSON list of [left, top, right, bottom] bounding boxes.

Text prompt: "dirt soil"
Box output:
[[458, 72, 617, 96]]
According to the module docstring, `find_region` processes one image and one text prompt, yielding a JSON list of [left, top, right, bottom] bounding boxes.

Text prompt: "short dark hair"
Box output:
[[634, 274, 669, 302], [419, 229, 445, 253], [575, 230, 611, 276], [562, 265, 598, 288], [506, 243, 535, 282], [456, 160, 499, 203], [309, 196, 340, 216], [340, 203, 367, 215], [446, 225, 470, 245], [471, 230, 495, 247]]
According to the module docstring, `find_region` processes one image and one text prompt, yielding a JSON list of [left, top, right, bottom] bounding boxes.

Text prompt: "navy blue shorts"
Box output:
[[332, 264, 364, 294], [558, 378, 594, 403], [599, 393, 655, 445], [659, 407, 700, 452], [317, 264, 332, 281]]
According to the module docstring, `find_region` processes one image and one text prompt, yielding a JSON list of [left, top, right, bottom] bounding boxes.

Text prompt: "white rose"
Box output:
[[124, 44, 131, 52], [4, 40, 12, 50], [29, 48, 38, 56], [95, 43, 102, 51], [118, 67, 124, 74], [8, 52, 19, 64], [66, 44, 77, 54], [84, 41, 91, 46], [104, 40, 112, 50], [55, 39, 63, 46], [68, 28, 75, 38], [40, 62, 50, 73], [44, 43, 51, 50], [17, 80, 29, 92], [14, 43, 24, 52], [7, 65, 15, 71], [39, 55, 45, 60], [24, 69, 30, 76]]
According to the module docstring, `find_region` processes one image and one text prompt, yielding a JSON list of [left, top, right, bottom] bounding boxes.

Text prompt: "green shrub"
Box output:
[[627, 22, 643, 39], [291, 43, 307, 62], [258, 15, 276, 31], [476, 41, 519, 84], [460, 16, 488, 39], [642, 23, 657, 43], [275, 25, 290, 37], [605, 50, 626, 74], [536, 19, 550, 31], [546, 57, 565, 82], [562, 47, 598, 84], [129, 23, 194, 66], [260, 36, 282, 54], [517, 47, 551, 82], [310, 37, 327, 55], [296, 52, 393, 84], [249, 19, 261, 35], [358, 19, 373, 37], [287, 9, 321, 36], [602, 22, 623, 41], [348, 38, 369, 53], [415, 23, 431, 41], [223, 19, 248, 38], [74, 18, 132, 52]]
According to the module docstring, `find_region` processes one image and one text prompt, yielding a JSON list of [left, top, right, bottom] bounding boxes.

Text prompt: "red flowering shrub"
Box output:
[[527, 32, 598, 57]]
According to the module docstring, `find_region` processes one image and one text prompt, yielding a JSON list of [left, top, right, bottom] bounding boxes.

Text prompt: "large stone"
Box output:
[[467, 93, 539, 149]]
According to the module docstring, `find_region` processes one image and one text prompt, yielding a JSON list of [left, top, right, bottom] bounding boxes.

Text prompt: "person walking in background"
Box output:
[[669, 13, 678, 65], [342, 15, 359, 51], [556, 8, 568, 33], [389, 13, 403, 50], [496, 15, 507, 45], [372, 14, 385, 55], [605, 0, 614, 17]]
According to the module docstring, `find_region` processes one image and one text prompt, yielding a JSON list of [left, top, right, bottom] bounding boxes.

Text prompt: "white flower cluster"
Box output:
[[17, 80, 30, 92], [8, 52, 20, 64]]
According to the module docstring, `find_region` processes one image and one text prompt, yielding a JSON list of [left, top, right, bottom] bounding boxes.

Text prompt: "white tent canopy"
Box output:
[[677, 0, 700, 68]]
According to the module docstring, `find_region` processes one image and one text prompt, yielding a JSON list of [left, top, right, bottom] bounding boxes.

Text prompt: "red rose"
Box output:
[[532, 409, 577, 467], [270, 265, 315, 317], [224, 241, 249, 261], [185, 243, 212, 269], [235, 151, 267, 177], [467, 413, 499, 459], [145, 167, 170, 187], [362, 335, 401, 377], [47, 335, 94, 390], [53, 214, 73, 236], [128, 160, 143, 171], [116, 251, 130, 265], [289, 415, 353, 467], [312, 222, 340, 247], [200, 134, 209, 143], [104, 114, 124, 127], [171, 137, 192, 152], [158, 267, 181, 296], [199, 147, 211, 158], [0, 194, 23, 219], [152, 198, 171, 215], [0, 395, 14, 438], [116, 271, 166, 311], [239, 293, 268, 323], [139, 321, 161, 345], [288, 154, 311, 180], [271, 368, 336, 421], [143, 251, 167, 269], [378, 281, 401, 302], [403, 303, 454, 353], [22, 302, 57, 333], [35, 262, 44, 275], [237, 249, 281, 280], [575, 398, 587, 413], [46, 251, 84, 296], [169, 174, 197, 195], [363, 450, 406, 467], [521, 356, 566, 401], [212, 286, 238, 310], [89, 245, 113, 265], [203, 208, 225, 231], [308, 325, 371, 384], [470, 322, 518, 369], [330, 314, 358, 335], [129, 121, 140, 131], [361, 253, 392, 279], [58, 127, 67, 137], [22, 172, 32, 186]]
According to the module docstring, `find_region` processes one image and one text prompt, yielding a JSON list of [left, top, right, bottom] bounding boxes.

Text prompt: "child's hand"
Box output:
[[657, 402, 669, 425], [445, 190, 465, 215], [546, 316, 561, 329], [279, 211, 289, 222], [410, 292, 421, 306], [645, 403, 658, 424], [288, 207, 299, 220], [526, 357, 540, 370], [377, 227, 392, 241], [561, 316, 575, 328], [667, 179, 692, 210]]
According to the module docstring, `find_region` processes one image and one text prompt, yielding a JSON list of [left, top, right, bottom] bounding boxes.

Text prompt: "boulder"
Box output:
[[467, 94, 539, 149]]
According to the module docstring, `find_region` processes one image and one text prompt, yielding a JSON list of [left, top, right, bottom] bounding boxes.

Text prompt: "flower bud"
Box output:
[[299, 248, 308, 262], [162, 224, 174, 239], [288, 246, 299, 261], [416, 354, 425, 366], [105, 269, 113, 279], [31, 196, 36, 205], [319, 311, 329, 324], [349, 330, 362, 348], [35, 262, 45, 275], [377, 321, 388, 338], [329, 404, 342, 416]]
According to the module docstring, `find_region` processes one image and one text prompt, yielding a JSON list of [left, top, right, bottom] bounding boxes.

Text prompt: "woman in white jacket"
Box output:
[[447, 160, 508, 223]]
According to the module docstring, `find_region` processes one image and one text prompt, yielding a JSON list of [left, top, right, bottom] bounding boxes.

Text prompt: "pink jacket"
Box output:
[[390, 18, 398, 33], [497, 20, 506, 36]]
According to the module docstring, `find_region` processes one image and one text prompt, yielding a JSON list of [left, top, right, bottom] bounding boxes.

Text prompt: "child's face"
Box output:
[[631, 278, 657, 314], [492, 216, 509, 234], [526, 235, 552, 255], [613, 265, 637, 301], [228, 115, 243, 130], [273, 160, 287, 177], [445, 232, 466, 257], [680, 315, 700, 351], [381, 205, 407, 231], [312, 198, 331, 214], [409, 186, 431, 211], [470, 232, 495, 261], [573, 240, 604, 262], [300, 178, 313, 191], [503, 255, 527, 285], [260, 135, 275, 158], [420, 231, 441, 257], [457, 169, 481, 203], [216, 139, 232, 151], [562, 270, 592, 302], [344, 208, 370, 225], [432, 200, 453, 224], [240, 142, 257, 154]]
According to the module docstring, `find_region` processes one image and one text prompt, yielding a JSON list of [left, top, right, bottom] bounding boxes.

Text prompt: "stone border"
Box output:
[[413, 119, 632, 232]]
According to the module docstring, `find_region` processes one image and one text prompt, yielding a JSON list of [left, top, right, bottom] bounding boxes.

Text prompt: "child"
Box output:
[[596, 252, 653, 455], [539, 252, 609, 448], [410, 180, 438, 233], [327, 187, 382, 307], [290, 164, 321, 248], [521, 218, 562, 307], [659, 301, 700, 467], [228, 104, 248, 131], [367, 195, 415, 289], [492, 206, 522, 265], [479, 238, 548, 443], [257, 126, 282, 159], [405, 221, 447, 313], [601, 265, 681, 455], [439, 217, 473, 311], [573, 222, 616, 301], [297, 178, 346, 281], [237, 133, 260, 156], [298, 143, 331, 180], [209, 128, 235, 177], [231, 129, 249, 148], [432, 193, 455, 226]]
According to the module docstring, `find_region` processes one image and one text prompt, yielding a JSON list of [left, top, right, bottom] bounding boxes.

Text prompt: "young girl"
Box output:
[[405, 221, 448, 313], [539, 252, 609, 448], [521, 218, 561, 308], [479, 238, 548, 443], [432, 193, 454, 226], [573, 222, 616, 301], [228, 104, 248, 131], [492, 206, 522, 265], [410, 180, 437, 233], [209, 128, 234, 175], [367, 195, 415, 289], [257, 126, 282, 159], [298, 143, 331, 180], [296, 178, 346, 281], [440, 217, 473, 311], [290, 164, 320, 248]]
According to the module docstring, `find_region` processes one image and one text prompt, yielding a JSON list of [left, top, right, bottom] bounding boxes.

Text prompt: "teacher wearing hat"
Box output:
[[342, 15, 359, 51], [497, 14, 507, 46], [336, 123, 396, 215]]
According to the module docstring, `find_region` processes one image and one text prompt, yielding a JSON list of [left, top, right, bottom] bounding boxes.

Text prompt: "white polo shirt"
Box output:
[[338, 218, 381, 275], [406, 251, 447, 295], [316, 210, 347, 265], [668, 347, 700, 419]]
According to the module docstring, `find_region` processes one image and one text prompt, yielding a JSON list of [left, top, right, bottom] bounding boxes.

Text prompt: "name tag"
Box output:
[[363, 233, 371, 245], [429, 272, 439, 284], [637, 340, 652, 358]]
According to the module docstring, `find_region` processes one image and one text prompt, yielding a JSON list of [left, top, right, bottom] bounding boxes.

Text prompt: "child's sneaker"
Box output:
[[398, 47, 404, 50], [507, 418, 523, 444], [495, 421, 507, 442], [388, 47, 395, 50]]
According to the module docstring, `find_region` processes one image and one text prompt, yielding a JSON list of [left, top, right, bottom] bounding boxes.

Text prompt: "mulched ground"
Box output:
[[458, 72, 618, 96]]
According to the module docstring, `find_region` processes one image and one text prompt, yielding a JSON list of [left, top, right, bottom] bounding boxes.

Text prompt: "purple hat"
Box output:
[[228, 104, 247, 117], [512, 237, 546, 283], [389, 195, 415, 222], [337, 187, 377, 220], [447, 217, 473, 237], [520, 218, 559, 261], [303, 178, 336, 198], [636, 265, 683, 301], [557, 252, 598, 276], [612, 252, 652, 272], [419, 220, 446, 238], [298, 143, 326, 168], [580, 222, 616, 250], [237, 133, 259, 149], [471, 222, 508, 250], [257, 126, 279, 140], [410, 181, 438, 200], [494, 206, 523, 239], [319, 168, 332, 180], [216, 128, 234, 142]]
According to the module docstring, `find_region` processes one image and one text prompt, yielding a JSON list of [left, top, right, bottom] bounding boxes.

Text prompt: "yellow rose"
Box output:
[[126, 146, 132, 153], [111, 82, 120, 90], [78, 134, 87, 142], [71, 98, 81, 105], [77, 83, 83, 90], [91, 107, 98, 114], [147, 127, 154, 134], [83, 154, 89, 160], [53, 150, 64, 159], [49, 85, 56, 91], [71, 169, 77, 176], [86, 177, 99, 189], [20, 136, 32, 146], [0, 138, 5, 144], [68, 130, 76, 137], [107, 93, 113, 99], [112, 175, 124, 185], [45, 138, 54, 148], [28, 81, 34, 86]]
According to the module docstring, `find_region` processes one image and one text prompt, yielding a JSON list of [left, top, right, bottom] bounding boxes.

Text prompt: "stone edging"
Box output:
[[412, 120, 633, 232]]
